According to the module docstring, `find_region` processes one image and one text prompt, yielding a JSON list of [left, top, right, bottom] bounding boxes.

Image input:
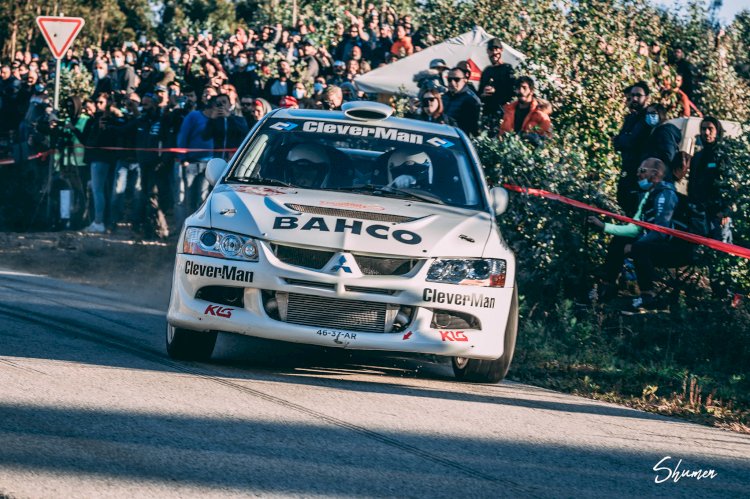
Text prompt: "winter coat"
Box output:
[[442, 87, 481, 136], [499, 99, 552, 137]]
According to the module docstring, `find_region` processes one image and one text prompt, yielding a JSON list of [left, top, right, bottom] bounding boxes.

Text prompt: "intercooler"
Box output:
[[276, 293, 399, 333]]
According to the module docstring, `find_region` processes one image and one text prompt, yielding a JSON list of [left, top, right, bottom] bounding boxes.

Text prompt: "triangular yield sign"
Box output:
[[36, 16, 85, 59]]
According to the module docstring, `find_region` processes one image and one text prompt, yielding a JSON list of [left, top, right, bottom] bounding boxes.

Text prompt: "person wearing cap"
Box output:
[[479, 38, 517, 124], [329, 60, 348, 86], [430, 58, 449, 88]]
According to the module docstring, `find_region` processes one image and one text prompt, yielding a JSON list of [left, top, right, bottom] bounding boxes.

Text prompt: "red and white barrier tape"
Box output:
[[504, 184, 750, 260]]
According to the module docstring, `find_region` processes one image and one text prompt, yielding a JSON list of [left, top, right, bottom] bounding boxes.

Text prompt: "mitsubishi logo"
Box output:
[[331, 255, 352, 273]]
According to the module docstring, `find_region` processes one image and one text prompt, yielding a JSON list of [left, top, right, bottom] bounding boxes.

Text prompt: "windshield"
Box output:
[[226, 117, 484, 209]]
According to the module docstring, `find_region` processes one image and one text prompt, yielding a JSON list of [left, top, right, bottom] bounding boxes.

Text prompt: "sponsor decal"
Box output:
[[423, 288, 495, 308], [204, 304, 234, 318], [316, 329, 357, 342], [273, 216, 422, 245], [302, 120, 423, 144], [185, 261, 254, 283], [270, 121, 298, 131], [402, 331, 413, 340], [320, 200, 385, 211], [330, 255, 352, 273], [229, 185, 296, 196], [440, 331, 468, 342], [426, 137, 454, 148]]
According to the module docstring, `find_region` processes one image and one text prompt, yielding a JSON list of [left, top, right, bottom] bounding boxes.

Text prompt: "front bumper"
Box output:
[[167, 247, 515, 360]]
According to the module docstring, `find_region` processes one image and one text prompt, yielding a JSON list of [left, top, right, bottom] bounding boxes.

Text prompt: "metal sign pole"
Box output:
[[53, 56, 62, 111]]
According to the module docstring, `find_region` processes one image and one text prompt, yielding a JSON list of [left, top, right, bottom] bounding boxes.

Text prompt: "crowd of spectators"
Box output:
[[0, 4, 731, 310]]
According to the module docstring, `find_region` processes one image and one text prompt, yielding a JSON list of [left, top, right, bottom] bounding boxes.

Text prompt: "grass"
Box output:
[[509, 295, 750, 433]]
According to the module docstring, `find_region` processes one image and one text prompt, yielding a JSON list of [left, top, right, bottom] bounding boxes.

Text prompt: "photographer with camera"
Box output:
[[200, 93, 249, 161]]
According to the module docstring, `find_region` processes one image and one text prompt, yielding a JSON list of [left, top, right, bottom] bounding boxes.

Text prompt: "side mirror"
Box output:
[[206, 158, 228, 186], [489, 187, 509, 215]]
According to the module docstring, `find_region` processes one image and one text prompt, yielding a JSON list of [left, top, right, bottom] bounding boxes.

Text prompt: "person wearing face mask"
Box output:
[[93, 59, 114, 95], [229, 50, 263, 99], [138, 53, 175, 95], [291, 82, 316, 109], [613, 81, 652, 217], [587, 158, 689, 310], [312, 77, 327, 102], [642, 103, 681, 178], [111, 49, 138, 95]]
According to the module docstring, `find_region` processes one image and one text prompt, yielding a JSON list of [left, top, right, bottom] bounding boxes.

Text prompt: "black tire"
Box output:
[[452, 287, 519, 383], [166, 323, 218, 361]]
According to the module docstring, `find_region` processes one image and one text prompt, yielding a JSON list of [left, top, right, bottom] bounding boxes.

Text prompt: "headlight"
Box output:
[[426, 259, 506, 287], [183, 227, 259, 262]]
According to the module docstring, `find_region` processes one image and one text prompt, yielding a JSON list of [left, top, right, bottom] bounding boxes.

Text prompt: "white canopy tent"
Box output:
[[354, 26, 526, 97]]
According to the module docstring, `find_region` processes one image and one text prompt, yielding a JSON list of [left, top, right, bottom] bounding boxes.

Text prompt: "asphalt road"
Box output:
[[0, 269, 748, 498]]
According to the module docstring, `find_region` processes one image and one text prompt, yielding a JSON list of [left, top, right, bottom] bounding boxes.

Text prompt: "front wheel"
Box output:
[[166, 323, 218, 361], [452, 287, 519, 383]]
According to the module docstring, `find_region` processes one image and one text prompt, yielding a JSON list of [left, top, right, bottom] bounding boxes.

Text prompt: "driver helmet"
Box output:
[[387, 150, 433, 185], [285, 143, 331, 187]]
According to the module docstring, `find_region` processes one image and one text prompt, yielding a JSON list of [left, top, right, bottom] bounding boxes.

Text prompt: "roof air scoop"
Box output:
[[342, 101, 394, 121]]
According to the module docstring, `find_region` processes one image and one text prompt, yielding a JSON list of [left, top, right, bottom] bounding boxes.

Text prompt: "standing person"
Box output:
[[81, 92, 117, 233], [442, 67, 481, 136], [201, 94, 249, 161], [478, 38, 516, 126], [92, 59, 113, 95], [417, 88, 456, 126], [111, 49, 138, 95], [109, 94, 142, 230], [320, 85, 343, 111], [498, 76, 552, 140], [613, 81, 652, 217], [642, 103, 681, 175], [689, 116, 731, 243], [670, 46, 695, 100], [291, 82, 316, 109], [265, 60, 295, 106], [175, 95, 214, 229]]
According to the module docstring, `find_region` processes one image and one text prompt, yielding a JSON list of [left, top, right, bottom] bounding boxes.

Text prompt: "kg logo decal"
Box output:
[[330, 255, 352, 273], [427, 137, 454, 148], [204, 304, 234, 318], [270, 122, 298, 131]]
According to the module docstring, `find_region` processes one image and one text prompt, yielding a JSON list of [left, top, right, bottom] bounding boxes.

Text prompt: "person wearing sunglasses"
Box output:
[[416, 88, 456, 126], [441, 67, 480, 136], [587, 157, 689, 311]]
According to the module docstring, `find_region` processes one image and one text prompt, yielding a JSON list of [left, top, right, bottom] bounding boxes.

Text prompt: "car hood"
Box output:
[[206, 184, 493, 258]]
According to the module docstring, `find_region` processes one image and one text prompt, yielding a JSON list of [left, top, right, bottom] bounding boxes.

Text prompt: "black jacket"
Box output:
[[614, 111, 651, 178], [688, 143, 727, 216], [442, 87, 481, 136], [200, 115, 250, 160], [478, 64, 516, 117], [638, 181, 680, 244], [643, 122, 681, 168]]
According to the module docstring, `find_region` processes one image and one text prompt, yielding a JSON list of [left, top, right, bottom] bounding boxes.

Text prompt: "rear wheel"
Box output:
[[166, 323, 218, 361], [452, 287, 519, 383]]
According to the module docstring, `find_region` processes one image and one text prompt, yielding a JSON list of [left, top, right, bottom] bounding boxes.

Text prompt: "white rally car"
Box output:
[[166, 102, 518, 383]]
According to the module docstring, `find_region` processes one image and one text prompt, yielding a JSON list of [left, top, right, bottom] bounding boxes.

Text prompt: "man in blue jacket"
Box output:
[[175, 88, 214, 229], [588, 157, 692, 310]]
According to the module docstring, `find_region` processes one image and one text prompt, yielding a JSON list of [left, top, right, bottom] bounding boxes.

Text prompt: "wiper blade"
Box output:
[[226, 176, 296, 188], [382, 187, 445, 205], [325, 184, 445, 204]]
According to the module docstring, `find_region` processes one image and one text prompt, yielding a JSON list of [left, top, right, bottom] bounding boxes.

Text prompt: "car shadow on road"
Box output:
[[0, 402, 747, 498]]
